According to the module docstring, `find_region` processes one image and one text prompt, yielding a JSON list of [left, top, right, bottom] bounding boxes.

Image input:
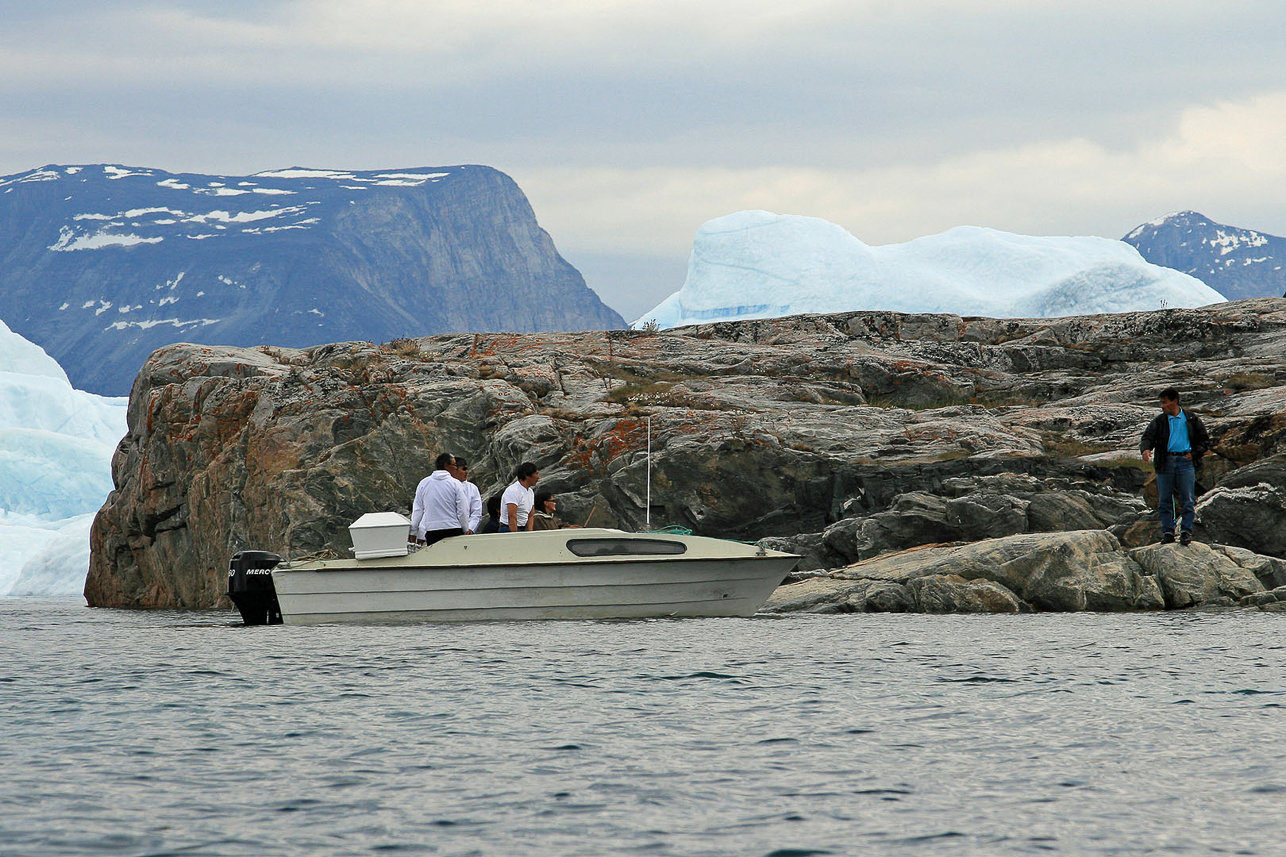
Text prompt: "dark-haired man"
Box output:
[[479, 494, 503, 534], [500, 462, 540, 532], [1140, 388, 1210, 546], [410, 452, 469, 545]]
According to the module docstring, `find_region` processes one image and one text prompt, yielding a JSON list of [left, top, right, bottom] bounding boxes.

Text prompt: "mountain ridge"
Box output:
[[1122, 210, 1286, 301], [0, 163, 624, 395]]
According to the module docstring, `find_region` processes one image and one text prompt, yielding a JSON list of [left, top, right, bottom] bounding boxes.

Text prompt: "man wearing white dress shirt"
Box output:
[[450, 456, 483, 535], [410, 452, 469, 545]]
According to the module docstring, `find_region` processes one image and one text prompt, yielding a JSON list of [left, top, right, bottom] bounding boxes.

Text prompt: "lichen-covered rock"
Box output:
[[906, 575, 1028, 613], [763, 531, 1172, 614], [1213, 545, 1286, 590], [756, 576, 868, 614], [1195, 454, 1286, 558], [1240, 586, 1286, 611], [1128, 543, 1266, 609], [809, 479, 1147, 567], [1026, 492, 1104, 531], [1018, 538, 1165, 612]]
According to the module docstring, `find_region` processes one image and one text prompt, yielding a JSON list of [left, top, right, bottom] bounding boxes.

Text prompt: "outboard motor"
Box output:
[[228, 550, 283, 625]]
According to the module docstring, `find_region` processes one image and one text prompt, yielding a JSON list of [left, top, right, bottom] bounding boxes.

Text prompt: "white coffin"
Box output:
[[348, 512, 411, 559]]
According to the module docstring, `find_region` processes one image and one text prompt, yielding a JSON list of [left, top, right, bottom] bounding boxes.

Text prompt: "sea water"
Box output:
[[2, 598, 1284, 856]]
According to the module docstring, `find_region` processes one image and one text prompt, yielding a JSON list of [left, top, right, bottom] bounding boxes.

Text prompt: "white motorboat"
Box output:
[[228, 515, 799, 625]]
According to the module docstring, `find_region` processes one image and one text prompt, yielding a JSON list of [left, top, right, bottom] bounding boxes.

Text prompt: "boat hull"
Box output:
[[270, 531, 797, 624]]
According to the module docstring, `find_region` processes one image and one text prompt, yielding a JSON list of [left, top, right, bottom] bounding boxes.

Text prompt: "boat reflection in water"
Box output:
[[228, 514, 799, 625]]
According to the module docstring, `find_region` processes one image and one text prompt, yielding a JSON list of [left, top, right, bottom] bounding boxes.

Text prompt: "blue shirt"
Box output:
[[1167, 410, 1191, 454]]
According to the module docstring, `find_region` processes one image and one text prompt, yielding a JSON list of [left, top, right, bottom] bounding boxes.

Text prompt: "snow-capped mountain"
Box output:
[[1123, 211, 1286, 301], [634, 211, 1225, 328], [0, 164, 624, 395], [0, 318, 126, 597]]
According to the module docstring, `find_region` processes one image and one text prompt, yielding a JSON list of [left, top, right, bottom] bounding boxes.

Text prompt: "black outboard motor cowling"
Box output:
[[228, 550, 283, 625]]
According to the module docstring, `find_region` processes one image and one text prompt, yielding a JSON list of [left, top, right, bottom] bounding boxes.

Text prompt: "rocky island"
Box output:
[[87, 298, 1286, 614]]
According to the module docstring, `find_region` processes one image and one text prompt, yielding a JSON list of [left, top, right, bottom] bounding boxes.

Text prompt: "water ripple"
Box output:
[[3, 601, 1286, 855]]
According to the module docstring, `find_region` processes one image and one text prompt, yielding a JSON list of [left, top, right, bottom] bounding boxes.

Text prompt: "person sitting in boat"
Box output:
[[478, 494, 503, 534], [530, 490, 559, 530], [500, 462, 539, 532], [529, 491, 584, 530], [410, 452, 470, 545], [450, 456, 483, 534]]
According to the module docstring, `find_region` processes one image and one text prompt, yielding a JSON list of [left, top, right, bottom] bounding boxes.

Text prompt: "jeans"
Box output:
[[1156, 456, 1196, 535]]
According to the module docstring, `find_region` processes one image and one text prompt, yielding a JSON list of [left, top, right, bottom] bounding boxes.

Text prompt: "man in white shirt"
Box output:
[[499, 462, 540, 532], [410, 452, 469, 545], [451, 456, 483, 535]]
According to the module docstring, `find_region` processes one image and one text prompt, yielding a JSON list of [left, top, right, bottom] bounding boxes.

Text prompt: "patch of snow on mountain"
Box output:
[[0, 319, 127, 597], [377, 172, 450, 180], [253, 168, 450, 187], [254, 224, 307, 233], [50, 198, 316, 251], [14, 169, 61, 185], [104, 317, 220, 331], [104, 166, 151, 180], [1208, 229, 1269, 254], [49, 227, 164, 252], [1126, 212, 1183, 240], [372, 172, 451, 186], [255, 168, 358, 180], [635, 211, 1226, 328], [186, 207, 302, 224]]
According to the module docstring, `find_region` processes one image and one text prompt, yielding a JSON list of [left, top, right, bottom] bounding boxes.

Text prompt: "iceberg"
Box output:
[[0, 318, 126, 598], [635, 211, 1226, 328], [6, 513, 98, 597]]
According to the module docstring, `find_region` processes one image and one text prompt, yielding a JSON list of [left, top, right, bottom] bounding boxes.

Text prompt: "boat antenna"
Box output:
[[645, 415, 652, 529]]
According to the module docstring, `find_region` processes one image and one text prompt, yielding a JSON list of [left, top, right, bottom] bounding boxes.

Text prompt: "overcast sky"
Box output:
[[4, 1, 1286, 319]]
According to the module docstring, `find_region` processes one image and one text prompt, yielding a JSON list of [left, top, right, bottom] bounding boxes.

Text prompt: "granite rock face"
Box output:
[[1194, 455, 1286, 558], [87, 298, 1286, 609], [760, 531, 1278, 615]]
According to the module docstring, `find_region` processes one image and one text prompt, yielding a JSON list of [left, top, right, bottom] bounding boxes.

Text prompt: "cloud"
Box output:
[[3, 1, 1286, 318], [5, 1, 1283, 159], [521, 90, 1286, 260]]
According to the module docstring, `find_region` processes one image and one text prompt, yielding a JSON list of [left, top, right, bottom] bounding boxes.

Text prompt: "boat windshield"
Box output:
[[566, 537, 687, 557]]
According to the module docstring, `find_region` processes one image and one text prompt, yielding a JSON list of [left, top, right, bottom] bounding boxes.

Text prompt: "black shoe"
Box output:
[[1180, 532, 1193, 546], [1161, 533, 1176, 545]]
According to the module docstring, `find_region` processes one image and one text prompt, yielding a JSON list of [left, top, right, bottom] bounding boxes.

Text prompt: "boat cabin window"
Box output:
[[566, 538, 688, 557]]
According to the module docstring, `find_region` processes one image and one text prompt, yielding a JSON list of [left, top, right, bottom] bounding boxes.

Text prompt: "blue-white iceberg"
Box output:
[[0, 319, 126, 597], [635, 211, 1226, 328]]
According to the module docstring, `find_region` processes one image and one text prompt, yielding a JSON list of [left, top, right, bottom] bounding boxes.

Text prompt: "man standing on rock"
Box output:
[[451, 456, 483, 535], [500, 462, 540, 532], [411, 452, 470, 545], [1140, 388, 1210, 546]]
